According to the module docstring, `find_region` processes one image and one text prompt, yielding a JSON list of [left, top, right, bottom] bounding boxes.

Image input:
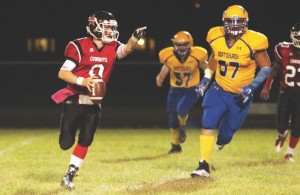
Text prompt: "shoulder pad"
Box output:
[[245, 30, 269, 51], [159, 47, 174, 63], [190, 46, 208, 61], [274, 41, 293, 60], [207, 27, 224, 43], [64, 41, 80, 62], [278, 41, 293, 48]]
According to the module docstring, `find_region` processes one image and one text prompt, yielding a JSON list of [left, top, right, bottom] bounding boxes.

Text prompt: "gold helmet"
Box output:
[[222, 5, 249, 39], [172, 31, 193, 56]]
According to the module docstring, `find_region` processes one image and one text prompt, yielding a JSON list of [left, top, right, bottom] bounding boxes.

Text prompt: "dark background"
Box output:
[[0, 0, 299, 128], [1, 0, 300, 61]]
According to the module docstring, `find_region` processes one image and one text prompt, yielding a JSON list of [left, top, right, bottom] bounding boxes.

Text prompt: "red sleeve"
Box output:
[[64, 41, 80, 63]]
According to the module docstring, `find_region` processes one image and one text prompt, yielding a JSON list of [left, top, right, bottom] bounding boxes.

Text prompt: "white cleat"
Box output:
[[275, 130, 288, 152]]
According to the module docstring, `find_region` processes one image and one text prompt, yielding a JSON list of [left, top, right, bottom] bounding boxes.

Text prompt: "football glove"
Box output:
[[195, 77, 210, 97], [238, 85, 255, 104], [133, 26, 147, 39]]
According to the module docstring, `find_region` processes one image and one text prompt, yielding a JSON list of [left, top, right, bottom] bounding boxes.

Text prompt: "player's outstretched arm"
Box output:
[[118, 27, 147, 58]]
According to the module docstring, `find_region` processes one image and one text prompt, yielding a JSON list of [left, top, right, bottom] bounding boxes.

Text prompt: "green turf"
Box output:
[[0, 128, 299, 195]]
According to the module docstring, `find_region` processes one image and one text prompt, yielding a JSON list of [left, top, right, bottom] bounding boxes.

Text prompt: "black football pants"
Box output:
[[59, 95, 101, 150], [277, 90, 300, 137]]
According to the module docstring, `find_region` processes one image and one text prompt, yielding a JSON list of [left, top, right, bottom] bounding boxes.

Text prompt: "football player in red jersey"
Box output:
[[51, 11, 146, 189], [260, 23, 300, 162]]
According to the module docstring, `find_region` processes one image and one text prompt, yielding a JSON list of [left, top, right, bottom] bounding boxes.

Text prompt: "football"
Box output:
[[88, 75, 106, 104]]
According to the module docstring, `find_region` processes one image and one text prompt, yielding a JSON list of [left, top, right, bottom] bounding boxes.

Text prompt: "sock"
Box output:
[[286, 147, 295, 155], [178, 115, 188, 127], [69, 155, 84, 168], [289, 136, 300, 148], [200, 134, 215, 164], [69, 144, 88, 168], [73, 144, 88, 159], [171, 128, 180, 145]]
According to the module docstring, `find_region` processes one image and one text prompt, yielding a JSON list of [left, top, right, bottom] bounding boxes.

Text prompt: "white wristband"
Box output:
[[204, 69, 212, 79], [76, 76, 84, 86]]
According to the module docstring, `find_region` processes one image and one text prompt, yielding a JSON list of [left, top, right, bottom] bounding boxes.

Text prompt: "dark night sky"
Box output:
[[1, 0, 300, 61], [0, 1, 299, 126]]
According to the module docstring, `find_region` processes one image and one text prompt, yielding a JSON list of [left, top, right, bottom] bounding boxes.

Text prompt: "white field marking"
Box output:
[[0, 138, 33, 158]]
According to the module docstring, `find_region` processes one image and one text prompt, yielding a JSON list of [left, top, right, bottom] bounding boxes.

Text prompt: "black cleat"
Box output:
[[191, 159, 210, 177], [215, 139, 225, 151], [61, 164, 79, 190], [168, 143, 182, 154]]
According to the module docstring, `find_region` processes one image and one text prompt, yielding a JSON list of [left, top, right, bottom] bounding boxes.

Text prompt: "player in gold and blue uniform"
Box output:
[[191, 5, 271, 177], [156, 31, 208, 154]]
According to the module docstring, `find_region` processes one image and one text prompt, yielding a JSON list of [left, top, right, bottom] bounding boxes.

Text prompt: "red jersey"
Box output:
[[64, 37, 122, 84], [274, 42, 300, 93]]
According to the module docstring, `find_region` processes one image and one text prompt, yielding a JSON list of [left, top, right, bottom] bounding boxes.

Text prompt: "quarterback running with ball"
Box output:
[[51, 11, 146, 189]]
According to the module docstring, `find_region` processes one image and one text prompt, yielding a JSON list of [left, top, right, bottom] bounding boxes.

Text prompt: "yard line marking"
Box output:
[[0, 138, 33, 158]]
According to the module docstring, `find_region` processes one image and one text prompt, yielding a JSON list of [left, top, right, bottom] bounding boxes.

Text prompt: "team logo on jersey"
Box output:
[[290, 59, 300, 64], [218, 51, 238, 59], [89, 48, 95, 52], [90, 56, 108, 62], [174, 66, 192, 71]]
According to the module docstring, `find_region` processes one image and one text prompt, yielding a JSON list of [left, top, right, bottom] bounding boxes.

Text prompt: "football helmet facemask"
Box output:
[[291, 23, 300, 48], [172, 31, 193, 56], [86, 11, 119, 43], [222, 5, 249, 39]]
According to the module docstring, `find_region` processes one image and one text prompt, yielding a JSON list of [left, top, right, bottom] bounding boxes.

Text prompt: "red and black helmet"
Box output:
[[86, 11, 119, 43], [291, 23, 300, 48]]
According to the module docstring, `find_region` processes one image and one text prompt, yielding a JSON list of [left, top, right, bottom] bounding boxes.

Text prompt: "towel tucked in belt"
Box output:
[[51, 86, 77, 104]]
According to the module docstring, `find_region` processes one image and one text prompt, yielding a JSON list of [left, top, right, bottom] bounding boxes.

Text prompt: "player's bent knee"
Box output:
[[59, 140, 75, 150], [219, 135, 233, 144]]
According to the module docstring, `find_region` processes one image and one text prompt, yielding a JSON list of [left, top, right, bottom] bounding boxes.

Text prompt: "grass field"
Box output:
[[0, 128, 299, 195]]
